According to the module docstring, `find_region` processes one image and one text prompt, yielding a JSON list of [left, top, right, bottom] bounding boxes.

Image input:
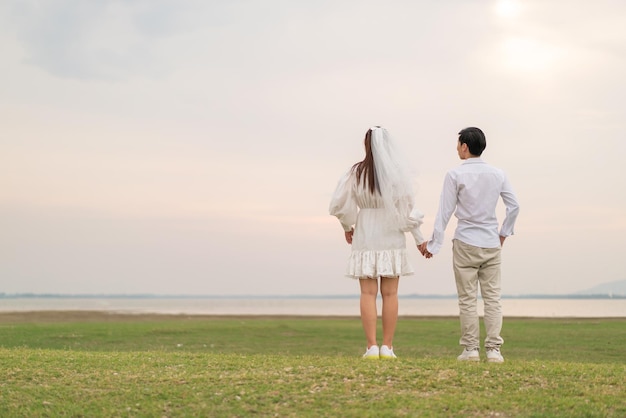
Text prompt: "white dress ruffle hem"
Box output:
[[346, 248, 414, 279]]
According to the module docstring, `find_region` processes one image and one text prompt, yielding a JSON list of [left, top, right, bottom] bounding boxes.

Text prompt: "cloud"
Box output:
[[4, 0, 218, 80], [4, 0, 492, 83]]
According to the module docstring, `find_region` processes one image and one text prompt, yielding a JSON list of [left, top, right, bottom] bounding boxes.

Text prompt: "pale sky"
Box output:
[[1, 0, 625, 296]]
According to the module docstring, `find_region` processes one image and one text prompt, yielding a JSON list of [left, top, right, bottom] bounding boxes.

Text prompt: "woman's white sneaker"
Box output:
[[380, 345, 397, 359], [486, 347, 504, 363], [362, 345, 380, 359], [457, 347, 480, 361]]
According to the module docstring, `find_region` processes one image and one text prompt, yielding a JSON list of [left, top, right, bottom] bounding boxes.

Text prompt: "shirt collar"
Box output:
[[462, 157, 484, 164]]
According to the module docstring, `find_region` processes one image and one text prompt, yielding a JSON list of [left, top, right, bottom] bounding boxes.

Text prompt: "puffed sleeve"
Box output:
[[407, 206, 425, 245], [395, 195, 425, 245], [329, 170, 358, 232]]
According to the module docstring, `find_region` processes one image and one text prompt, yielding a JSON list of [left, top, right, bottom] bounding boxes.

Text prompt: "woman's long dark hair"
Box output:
[[352, 127, 379, 194]]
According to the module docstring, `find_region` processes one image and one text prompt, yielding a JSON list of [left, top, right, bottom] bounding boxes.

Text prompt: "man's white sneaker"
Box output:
[[486, 347, 504, 363], [362, 345, 379, 359], [457, 347, 480, 362], [380, 345, 397, 359]]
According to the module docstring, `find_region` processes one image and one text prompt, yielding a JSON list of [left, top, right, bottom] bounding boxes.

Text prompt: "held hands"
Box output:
[[418, 237, 504, 258], [418, 242, 433, 259]]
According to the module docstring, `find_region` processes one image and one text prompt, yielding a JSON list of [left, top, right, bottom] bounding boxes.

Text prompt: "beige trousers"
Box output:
[[452, 239, 504, 350]]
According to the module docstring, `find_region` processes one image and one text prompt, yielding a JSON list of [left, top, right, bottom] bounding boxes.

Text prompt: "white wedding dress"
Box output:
[[329, 170, 424, 279]]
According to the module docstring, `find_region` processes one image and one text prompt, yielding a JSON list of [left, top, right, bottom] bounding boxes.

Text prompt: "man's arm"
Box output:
[[499, 175, 520, 241], [426, 172, 457, 255]]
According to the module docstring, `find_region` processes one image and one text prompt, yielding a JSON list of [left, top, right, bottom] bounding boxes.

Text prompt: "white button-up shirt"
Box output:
[[427, 158, 520, 254]]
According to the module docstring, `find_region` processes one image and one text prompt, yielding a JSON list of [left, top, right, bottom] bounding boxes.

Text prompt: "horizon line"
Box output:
[[0, 293, 624, 300]]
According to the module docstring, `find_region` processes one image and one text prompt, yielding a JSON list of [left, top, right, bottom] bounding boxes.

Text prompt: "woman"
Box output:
[[329, 126, 425, 359]]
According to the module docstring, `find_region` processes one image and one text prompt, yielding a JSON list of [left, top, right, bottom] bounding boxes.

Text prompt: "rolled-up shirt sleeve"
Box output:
[[329, 171, 358, 232]]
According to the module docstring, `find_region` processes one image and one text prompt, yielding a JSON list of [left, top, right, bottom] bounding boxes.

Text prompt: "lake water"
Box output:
[[0, 297, 624, 318]]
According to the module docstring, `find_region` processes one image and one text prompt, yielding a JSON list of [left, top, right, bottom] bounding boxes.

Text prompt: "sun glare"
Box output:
[[495, 0, 521, 18]]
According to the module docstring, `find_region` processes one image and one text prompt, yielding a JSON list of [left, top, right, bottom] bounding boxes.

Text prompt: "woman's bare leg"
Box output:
[[380, 276, 399, 347], [359, 278, 379, 348]]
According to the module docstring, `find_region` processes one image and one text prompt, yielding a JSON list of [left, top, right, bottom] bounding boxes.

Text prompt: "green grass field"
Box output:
[[1, 312, 624, 417]]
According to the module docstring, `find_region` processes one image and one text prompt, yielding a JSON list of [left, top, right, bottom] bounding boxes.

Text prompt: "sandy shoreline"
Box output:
[[2, 311, 625, 324], [0, 310, 369, 323], [2, 298, 624, 317]]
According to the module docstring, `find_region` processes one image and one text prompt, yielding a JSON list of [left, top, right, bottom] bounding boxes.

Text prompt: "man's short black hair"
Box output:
[[458, 127, 486, 156]]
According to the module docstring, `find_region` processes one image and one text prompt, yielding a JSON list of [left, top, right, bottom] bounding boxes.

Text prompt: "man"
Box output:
[[419, 127, 520, 363]]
